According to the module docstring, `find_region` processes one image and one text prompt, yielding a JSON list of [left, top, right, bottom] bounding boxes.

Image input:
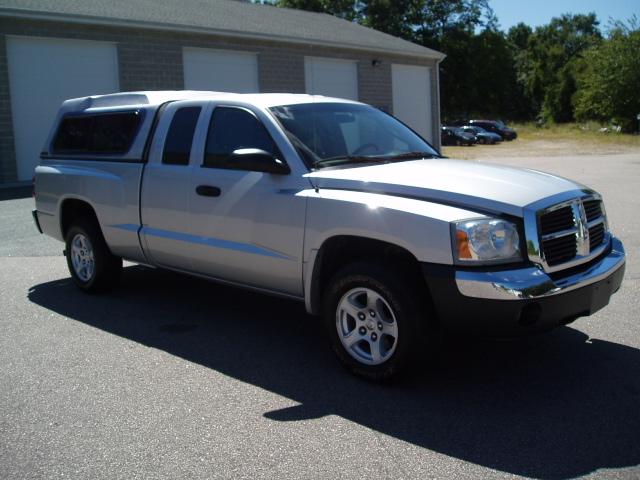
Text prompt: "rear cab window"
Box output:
[[162, 106, 202, 166]]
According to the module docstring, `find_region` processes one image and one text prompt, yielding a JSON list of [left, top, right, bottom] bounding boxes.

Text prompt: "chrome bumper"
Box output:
[[455, 237, 625, 301]]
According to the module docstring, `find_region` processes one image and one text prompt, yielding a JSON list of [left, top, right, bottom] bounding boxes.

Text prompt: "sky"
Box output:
[[489, 0, 639, 31]]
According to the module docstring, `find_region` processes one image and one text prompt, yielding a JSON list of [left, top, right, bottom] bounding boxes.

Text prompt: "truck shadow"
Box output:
[[28, 265, 640, 479]]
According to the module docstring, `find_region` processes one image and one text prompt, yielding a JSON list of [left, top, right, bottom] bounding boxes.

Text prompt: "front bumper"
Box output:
[[422, 237, 625, 336]]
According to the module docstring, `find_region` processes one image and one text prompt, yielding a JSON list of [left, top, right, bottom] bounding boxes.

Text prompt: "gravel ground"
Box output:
[[1, 152, 639, 479]]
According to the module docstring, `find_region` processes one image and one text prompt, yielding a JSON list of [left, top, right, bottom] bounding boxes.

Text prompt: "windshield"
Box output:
[[269, 103, 439, 169]]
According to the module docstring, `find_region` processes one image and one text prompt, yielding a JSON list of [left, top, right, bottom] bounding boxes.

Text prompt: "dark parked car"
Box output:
[[460, 125, 502, 144], [468, 120, 517, 140], [441, 126, 475, 146]]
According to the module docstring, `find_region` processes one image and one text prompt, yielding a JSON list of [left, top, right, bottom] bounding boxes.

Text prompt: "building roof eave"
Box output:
[[0, 8, 447, 61]]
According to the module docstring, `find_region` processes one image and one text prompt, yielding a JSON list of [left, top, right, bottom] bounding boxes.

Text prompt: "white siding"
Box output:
[[304, 56, 358, 101], [183, 48, 259, 93], [7, 36, 119, 181], [392, 64, 432, 142]]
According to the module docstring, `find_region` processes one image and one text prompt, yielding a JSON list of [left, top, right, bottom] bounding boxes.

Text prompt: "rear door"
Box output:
[[186, 103, 308, 297], [140, 100, 208, 269]]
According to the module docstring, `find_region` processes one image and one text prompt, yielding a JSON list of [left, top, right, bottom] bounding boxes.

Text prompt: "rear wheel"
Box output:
[[323, 263, 424, 380], [65, 218, 122, 293]]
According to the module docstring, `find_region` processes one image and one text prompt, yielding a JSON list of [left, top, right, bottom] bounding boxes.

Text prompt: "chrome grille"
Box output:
[[589, 222, 606, 250], [540, 206, 574, 236], [536, 196, 608, 272], [583, 199, 602, 222], [541, 234, 577, 266]]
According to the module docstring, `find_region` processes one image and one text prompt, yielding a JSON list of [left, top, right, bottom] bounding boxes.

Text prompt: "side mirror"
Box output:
[[230, 148, 290, 175]]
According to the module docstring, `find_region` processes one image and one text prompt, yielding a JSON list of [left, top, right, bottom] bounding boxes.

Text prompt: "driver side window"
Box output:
[[204, 107, 279, 169]]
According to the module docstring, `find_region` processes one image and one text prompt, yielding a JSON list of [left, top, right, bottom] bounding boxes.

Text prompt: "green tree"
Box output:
[[517, 13, 601, 122], [357, 0, 497, 45], [403, 1, 503, 120], [360, 0, 423, 39], [574, 21, 640, 131], [420, 0, 497, 42], [254, 0, 532, 121], [505, 23, 535, 119], [470, 29, 525, 119], [506, 22, 532, 50]]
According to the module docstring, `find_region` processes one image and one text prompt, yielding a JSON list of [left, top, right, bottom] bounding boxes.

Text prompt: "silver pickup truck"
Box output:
[[33, 91, 626, 380]]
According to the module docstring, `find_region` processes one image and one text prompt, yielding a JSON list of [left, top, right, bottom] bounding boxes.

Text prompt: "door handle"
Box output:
[[196, 185, 222, 197]]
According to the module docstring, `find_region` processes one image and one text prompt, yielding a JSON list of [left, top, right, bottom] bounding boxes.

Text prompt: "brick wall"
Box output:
[[258, 47, 306, 93], [118, 41, 183, 91], [0, 34, 16, 183], [0, 17, 441, 182], [358, 57, 392, 112]]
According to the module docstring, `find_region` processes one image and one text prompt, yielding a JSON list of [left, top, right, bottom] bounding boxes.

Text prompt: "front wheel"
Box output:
[[65, 218, 122, 293], [323, 263, 424, 380]]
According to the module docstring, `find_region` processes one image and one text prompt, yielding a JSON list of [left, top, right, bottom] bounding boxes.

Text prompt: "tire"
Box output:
[[65, 217, 122, 293], [323, 262, 425, 381]]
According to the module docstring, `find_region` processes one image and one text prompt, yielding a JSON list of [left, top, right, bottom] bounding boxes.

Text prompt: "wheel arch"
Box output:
[[306, 235, 431, 316], [59, 197, 101, 240]]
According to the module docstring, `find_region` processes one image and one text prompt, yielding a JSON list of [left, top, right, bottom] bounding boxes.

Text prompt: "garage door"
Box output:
[[6, 36, 119, 181], [392, 64, 432, 142], [305, 57, 358, 101], [183, 48, 259, 93]]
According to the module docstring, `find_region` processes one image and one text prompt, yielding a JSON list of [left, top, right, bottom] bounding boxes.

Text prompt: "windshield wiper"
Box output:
[[388, 151, 440, 160], [313, 151, 439, 169], [313, 155, 389, 168]]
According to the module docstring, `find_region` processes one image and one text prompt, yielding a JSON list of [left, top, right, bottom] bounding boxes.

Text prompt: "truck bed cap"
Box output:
[[60, 90, 358, 114]]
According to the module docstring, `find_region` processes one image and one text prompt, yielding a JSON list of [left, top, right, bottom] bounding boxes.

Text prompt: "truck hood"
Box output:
[[305, 159, 584, 217]]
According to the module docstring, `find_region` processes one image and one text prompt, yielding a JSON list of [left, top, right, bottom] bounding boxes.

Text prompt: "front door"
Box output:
[[187, 104, 308, 297]]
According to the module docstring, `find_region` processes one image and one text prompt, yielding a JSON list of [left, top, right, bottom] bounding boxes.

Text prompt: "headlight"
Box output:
[[453, 218, 522, 264]]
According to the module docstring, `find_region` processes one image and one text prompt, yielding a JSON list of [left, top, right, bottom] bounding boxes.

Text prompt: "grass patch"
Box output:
[[509, 122, 640, 147], [441, 122, 640, 160]]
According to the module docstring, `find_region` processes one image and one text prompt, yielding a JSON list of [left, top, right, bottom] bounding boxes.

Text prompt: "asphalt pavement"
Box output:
[[1, 152, 639, 479]]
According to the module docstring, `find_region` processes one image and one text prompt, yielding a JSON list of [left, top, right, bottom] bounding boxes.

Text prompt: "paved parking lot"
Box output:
[[1, 152, 639, 479]]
